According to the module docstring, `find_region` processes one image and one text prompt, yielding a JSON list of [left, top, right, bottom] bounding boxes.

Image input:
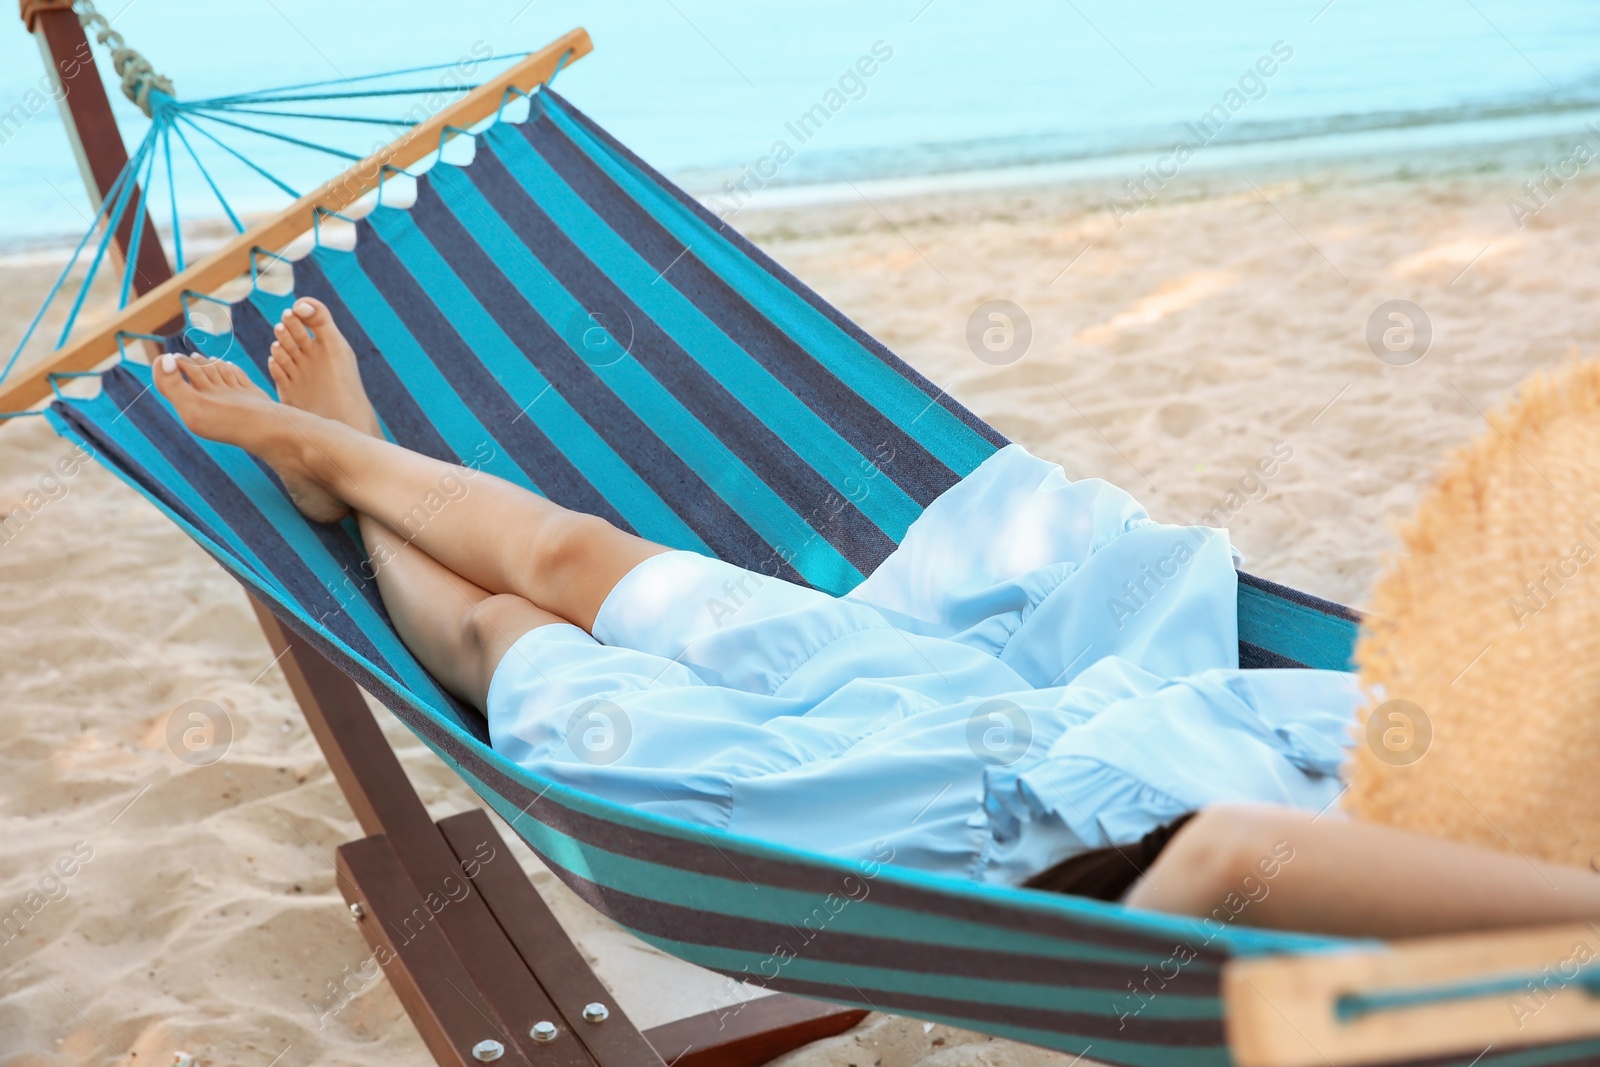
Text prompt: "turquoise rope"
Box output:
[[161, 123, 185, 272], [1, 132, 147, 381], [176, 114, 301, 198], [6, 46, 575, 388], [178, 106, 363, 162], [311, 205, 356, 249], [374, 162, 419, 209], [495, 85, 533, 123], [184, 85, 487, 106], [114, 331, 170, 362], [47, 370, 109, 404], [249, 245, 293, 289], [57, 131, 157, 347], [548, 48, 572, 85], [118, 121, 165, 309], [1338, 963, 1600, 1021], [180, 289, 233, 337], [198, 52, 530, 103], [171, 120, 244, 233], [187, 103, 421, 128]]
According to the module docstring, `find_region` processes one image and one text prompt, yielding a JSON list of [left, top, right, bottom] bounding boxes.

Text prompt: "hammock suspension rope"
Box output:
[[1, 30, 568, 389]]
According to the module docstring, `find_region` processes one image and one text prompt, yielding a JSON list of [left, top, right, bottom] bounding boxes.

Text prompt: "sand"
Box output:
[[3, 138, 1599, 1064]]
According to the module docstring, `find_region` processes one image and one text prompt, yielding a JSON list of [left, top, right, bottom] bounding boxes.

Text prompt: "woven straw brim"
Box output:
[[1348, 355, 1600, 867]]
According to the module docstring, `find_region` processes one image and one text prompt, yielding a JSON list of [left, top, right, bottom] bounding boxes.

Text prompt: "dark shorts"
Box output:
[[1022, 814, 1195, 902]]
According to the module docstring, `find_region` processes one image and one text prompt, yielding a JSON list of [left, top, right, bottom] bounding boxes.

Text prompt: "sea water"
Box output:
[[1, 0, 1598, 249]]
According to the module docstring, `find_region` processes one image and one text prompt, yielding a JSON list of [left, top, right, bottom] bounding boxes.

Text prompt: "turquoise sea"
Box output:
[[2, 0, 1600, 248]]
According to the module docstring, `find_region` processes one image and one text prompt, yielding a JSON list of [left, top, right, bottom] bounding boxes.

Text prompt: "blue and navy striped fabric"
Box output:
[[50, 91, 1579, 1067]]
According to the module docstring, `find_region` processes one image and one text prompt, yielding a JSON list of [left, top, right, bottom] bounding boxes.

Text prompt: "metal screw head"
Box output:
[[472, 1039, 505, 1062], [349, 902, 365, 920], [531, 1021, 558, 1042], [582, 1002, 610, 1023]]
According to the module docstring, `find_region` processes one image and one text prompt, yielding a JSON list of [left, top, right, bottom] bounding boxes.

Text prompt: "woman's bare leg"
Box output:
[[152, 345, 666, 631], [1127, 803, 1600, 938], [267, 297, 383, 440], [355, 514, 561, 708], [251, 297, 570, 706]]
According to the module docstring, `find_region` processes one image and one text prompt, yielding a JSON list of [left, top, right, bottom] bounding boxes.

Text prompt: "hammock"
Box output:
[[33, 79, 1588, 1067]]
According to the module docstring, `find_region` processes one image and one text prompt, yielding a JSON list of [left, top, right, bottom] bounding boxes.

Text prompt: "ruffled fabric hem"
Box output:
[[486, 443, 1361, 885], [974, 659, 1357, 882]]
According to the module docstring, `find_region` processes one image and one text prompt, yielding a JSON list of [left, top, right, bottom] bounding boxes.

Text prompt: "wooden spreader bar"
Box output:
[[0, 24, 591, 417]]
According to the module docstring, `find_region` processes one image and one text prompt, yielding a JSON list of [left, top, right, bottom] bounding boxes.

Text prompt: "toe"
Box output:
[[176, 355, 214, 388], [274, 321, 302, 360], [153, 352, 195, 403], [282, 308, 312, 350], [291, 297, 332, 330], [220, 362, 254, 389], [194, 356, 230, 388]]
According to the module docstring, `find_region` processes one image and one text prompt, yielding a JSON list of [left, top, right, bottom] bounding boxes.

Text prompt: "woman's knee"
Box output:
[[1126, 804, 1309, 911], [463, 594, 556, 689], [528, 512, 616, 583]]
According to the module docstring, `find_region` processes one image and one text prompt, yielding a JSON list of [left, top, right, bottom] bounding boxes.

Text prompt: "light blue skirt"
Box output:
[[487, 444, 1360, 885]]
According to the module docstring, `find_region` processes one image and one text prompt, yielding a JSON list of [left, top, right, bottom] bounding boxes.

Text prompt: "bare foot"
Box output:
[[269, 297, 382, 438], [153, 353, 349, 524]]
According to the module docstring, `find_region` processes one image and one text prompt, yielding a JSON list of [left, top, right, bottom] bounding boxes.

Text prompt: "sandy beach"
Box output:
[[2, 138, 1598, 1064]]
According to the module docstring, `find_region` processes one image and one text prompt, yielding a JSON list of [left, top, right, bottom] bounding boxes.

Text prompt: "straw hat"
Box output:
[[1347, 355, 1600, 868]]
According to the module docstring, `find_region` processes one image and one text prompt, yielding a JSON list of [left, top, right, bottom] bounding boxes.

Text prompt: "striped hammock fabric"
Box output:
[[45, 89, 1553, 1067]]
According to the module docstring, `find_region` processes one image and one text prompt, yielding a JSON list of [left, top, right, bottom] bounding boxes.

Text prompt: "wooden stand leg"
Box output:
[[252, 601, 589, 1067], [437, 810, 667, 1067], [645, 999, 870, 1067], [439, 809, 869, 1067], [338, 834, 533, 1067]]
